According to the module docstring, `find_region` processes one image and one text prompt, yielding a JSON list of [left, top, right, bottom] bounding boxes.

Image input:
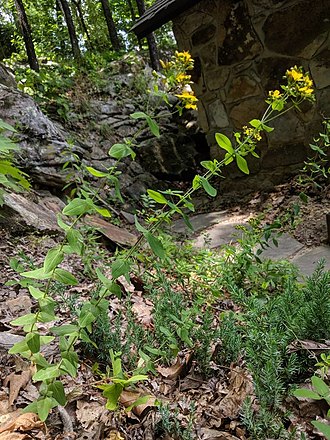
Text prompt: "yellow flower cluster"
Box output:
[[268, 89, 282, 100], [175, 51, 193, 65], [285, 66, 314, 97], [243, 126, 262, 141], [159, 50, 198, 111], [175, 72, 192, 84], [175, 91, 198, 110]]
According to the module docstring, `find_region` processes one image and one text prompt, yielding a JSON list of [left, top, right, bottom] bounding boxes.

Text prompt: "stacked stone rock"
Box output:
[[172, 0, 330, 192]]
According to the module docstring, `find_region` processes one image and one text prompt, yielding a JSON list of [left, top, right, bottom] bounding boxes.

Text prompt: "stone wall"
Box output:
[[172, 0, 330, 192]]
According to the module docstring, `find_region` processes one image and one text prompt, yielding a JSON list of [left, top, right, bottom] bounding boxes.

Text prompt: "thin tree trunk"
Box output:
[[99, 0, 121, 52], [127, 0, 136, 21], [135, 0, 160, 71], [55, 0, 66, 52], [13, 0, 39, 71], [71, 0, 93, 49], [58, 0, 81, 60]]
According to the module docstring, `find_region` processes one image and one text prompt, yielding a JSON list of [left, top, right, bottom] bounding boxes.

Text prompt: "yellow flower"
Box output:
[[175, 90, 198, 110], [304, 77, 313, 88], [286, 66, 303, 82], [176, 91, 198, 101], [299, 86, 314, 96], [175, 73, 191, 83], [175, 51, 192, 63], [243, 126, 254, 136], [269, 89, 282, 99], [185, 102, 198, 110]]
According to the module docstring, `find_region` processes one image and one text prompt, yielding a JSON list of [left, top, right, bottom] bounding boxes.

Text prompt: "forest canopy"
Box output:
[[0, 0, 174, 69]]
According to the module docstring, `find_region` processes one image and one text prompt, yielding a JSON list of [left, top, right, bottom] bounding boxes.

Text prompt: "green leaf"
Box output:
[[48, 381, 66, 406], [39, 297, 56, 316], [38, 311, 57, 323], [224, 153, 234, 165], [78, 310, 96, 328], [130, 111, 147, 119], [109, 143, 136, 160], [192, 175, 201, 190], [8, 339, 29, 354], [109, 283, 122, 298], [249, 119, 262, 129], [261, 123, 274, 133], [199, 177, 217, 197], [32, 353, 50, 368], [0, 119, 17, 132], [26, 333, 40, 353], [62, 198, 92, 216], [44, 248, 64, 273], [60, 358, 78, 377], [312, 421, 330, 439], [40, 336, 55, 345], [200, 160, 217, 172], [312, 375, 330, 397], [125, 395, 150, 412], [111, 259, 130, 280], [85, 166, 108, 178], [95, 206, 111, 218], [22, 401, 38, 415], [146, 116, 160, 137], [147, 189, 167, 204], [11, 314, 37, 327], [236, 155, 250, 174], [134, 215, 148, 234], [182, 212, 194, 231], [271, 100, 284, 111], [37, 397, 55, 422], [54, 269, 78, 285], [33, 366, 60, 382], [57, 215, 70, 231], [120, 374, 148, 385], [21, 267, 51, 280], [51, 324, 79, 336], [146, 232, 165, 259], [215, 133, 233, 154], [293, 388, 322, 400], [102, 383, 123, 410], [95, 267, 112, 288], [28, 286, 44, 300], [66, 229, 83, 255], [61, 351, 79, 370]]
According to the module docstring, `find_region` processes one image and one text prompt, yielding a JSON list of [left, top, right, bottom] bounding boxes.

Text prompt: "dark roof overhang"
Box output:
[[131, 0, 203, 38]]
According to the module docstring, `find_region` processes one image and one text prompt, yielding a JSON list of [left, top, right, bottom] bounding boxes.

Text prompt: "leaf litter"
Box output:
[[1, 182, 330, 439]]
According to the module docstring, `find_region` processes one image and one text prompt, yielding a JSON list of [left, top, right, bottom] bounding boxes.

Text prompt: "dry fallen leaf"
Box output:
[[119, 390, 156, 417], [4, 369, 33, 406], [217, 367, 254, 418], [157, 352, 193, 380], [131, 296, 153, 328], [0, 433, 28, 440], [0, 412, 43, 434], [75, 400, 107, 430], [287, 339, 330, 353], [200, 428, 240, 440], [106, 430, 125, 440]]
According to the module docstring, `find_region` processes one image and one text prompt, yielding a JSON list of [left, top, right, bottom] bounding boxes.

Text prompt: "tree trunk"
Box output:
[[58, 0, 81, 60], [13, 0, 39, 71], [71, 0, 93, 49], [99, 0, 122, 52], [127, 0, 136, 21], [135, 0, 160, 71]]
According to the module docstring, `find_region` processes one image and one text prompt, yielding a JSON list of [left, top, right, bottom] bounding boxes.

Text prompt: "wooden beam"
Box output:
[[131, 0, 203, 38]]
